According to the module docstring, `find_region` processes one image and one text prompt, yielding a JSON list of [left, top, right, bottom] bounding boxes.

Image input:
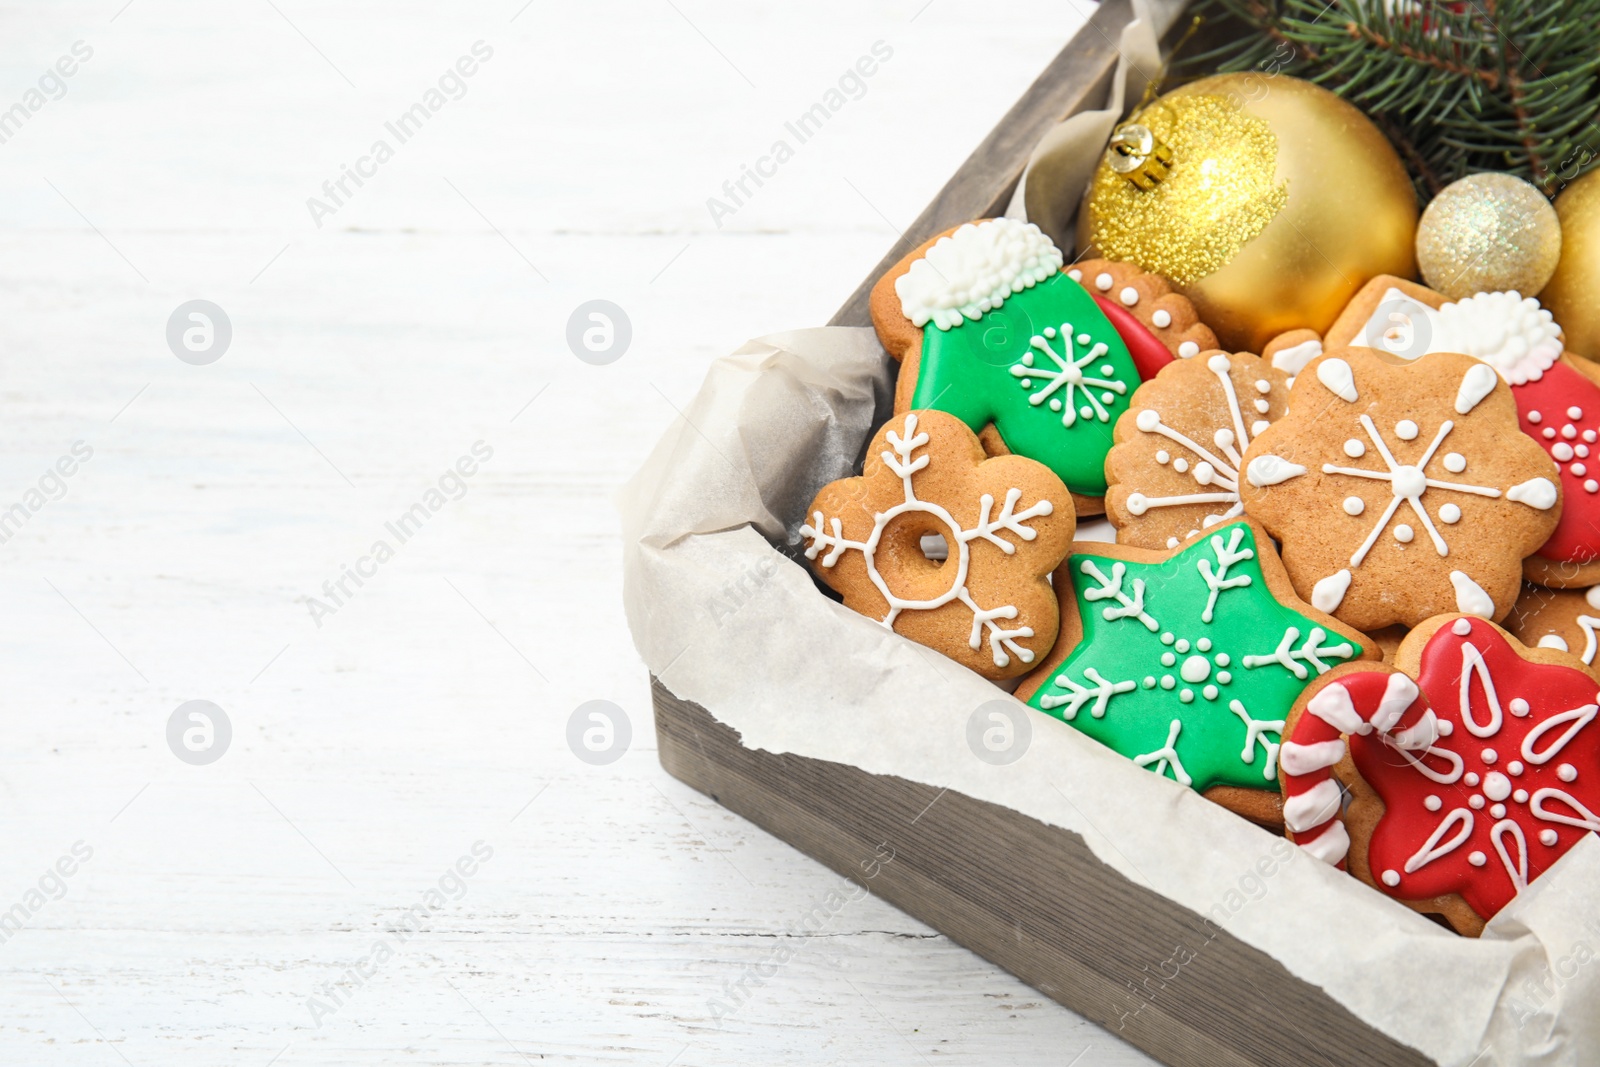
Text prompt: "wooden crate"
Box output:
[[652, 4, 1434, 1063]]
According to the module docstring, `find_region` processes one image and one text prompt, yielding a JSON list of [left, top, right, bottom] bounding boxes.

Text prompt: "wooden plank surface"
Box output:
[[0, 3, 1157, 1065], [654, 682, 1436, 1067]]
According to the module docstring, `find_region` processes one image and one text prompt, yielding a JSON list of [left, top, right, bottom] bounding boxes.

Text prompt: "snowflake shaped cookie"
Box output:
[[1238, 348, 1561, 632], [1295, 274, 1600, 588], [1015, 519, 1371, 819], [1106, 350, 1290, 550], [800, 411, 1075, 681], [1280, 615, 1600, 936]]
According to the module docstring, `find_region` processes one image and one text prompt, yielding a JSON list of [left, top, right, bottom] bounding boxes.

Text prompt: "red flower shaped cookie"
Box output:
[[799, 410, 1076, 681], [1279, 615, 1600, 935], [1238, 347, 1561, 631]]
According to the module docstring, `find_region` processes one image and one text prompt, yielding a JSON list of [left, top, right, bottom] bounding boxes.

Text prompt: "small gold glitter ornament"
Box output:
[[1416, 173, 1561, 300], [1077, 74, 1418, 352], [1539, 169, 1600, 361]]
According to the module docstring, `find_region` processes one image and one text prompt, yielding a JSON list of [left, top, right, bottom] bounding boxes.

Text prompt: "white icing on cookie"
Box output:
[[1506, 477, 1558, 510], [1245, 454, 1307, 487], [895, 218, 1064, 330], [1312, 569, 1352, 612], [1450, 570, 1496, 617], [1358, 288, 1438, 357], [1356, 287, 1565, 385], [1434, 291, 1565, 385], [1122, 355, 1265, 535], [1271, 339, 1323, 375], [1299, 820, 1350, 865], [1316, 358, 1358, 403], [1306, 680, 1364, 733], [1455, 362, 1499, 415], [1504, 476, 1555, 511], [1279, 738, 1346, 775], [1284, 778, 1343, 832]]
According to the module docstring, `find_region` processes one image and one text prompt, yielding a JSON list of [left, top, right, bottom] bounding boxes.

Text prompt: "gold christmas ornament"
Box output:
[[1539, 169, 1600, 362], [1105, 123, 1173, 190], [1416, 173, 1561, 300], [1078, 74, 1418, 352]]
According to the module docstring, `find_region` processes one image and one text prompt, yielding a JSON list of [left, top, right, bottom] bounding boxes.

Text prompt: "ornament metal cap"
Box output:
[[1107, 123, 1173, 190]]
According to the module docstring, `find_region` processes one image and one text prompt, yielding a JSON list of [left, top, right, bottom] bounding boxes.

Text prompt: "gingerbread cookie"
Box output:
[[1065, 258, 1218, 371], [1238, 347, 1561, 632], [1015, 518, 1374, 826], [1261, 329, 1324, 377], [1279, 614, 1600, 936], [1104, 349, 1290, 550], [1291, 276, 1600, 589], [868, 219, 1212, 516], [799, 410, 1075, 681], [1505, 582, 1600, 681]]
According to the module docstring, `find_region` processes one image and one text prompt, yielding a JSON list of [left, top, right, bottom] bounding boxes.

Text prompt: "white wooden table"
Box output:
[[0, 2, 1157, 1063]]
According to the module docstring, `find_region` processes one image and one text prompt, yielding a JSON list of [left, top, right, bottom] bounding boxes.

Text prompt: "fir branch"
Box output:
[[1379, 115, 1447, 198], [1182, 0, 1600, 197], [1342, 21, 1500, 91], [1506, 71, 1548, 187]]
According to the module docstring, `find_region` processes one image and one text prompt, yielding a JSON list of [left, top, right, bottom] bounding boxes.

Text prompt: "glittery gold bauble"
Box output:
[[1416, 173, 1561, 300], [1539, 169, 1600, 362], [1078, 75, 1419, 352]]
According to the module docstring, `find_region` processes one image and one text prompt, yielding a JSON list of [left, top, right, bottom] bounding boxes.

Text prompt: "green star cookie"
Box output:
[[1018, 520, 1371, 793]]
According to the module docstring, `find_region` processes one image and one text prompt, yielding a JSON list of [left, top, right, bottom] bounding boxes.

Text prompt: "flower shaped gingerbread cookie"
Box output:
[[1271, 275, 1600, 589], [1239, 348, 1561, 632], [799, 410, 1075, 681], [1279, 615, 1600, 936], [1105, 350, 1290, 549]]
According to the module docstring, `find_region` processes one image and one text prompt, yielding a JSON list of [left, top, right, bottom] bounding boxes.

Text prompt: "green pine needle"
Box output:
[[1176, 0, 1600, 200]]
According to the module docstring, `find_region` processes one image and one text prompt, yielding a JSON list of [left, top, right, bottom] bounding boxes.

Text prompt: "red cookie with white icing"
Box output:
[[1302, 276, 1600, 589], [1279, 614, 1600, 936], [1238, 346, 1561, 632]]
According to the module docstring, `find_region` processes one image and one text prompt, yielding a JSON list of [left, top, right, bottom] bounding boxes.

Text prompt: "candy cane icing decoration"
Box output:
[[1281, 670, 1429, 867], [1282, 616, 1600, 923]]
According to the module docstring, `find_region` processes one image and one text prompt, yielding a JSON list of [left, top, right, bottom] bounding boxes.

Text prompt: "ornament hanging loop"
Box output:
[[1107, 123, 1173, 191]]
